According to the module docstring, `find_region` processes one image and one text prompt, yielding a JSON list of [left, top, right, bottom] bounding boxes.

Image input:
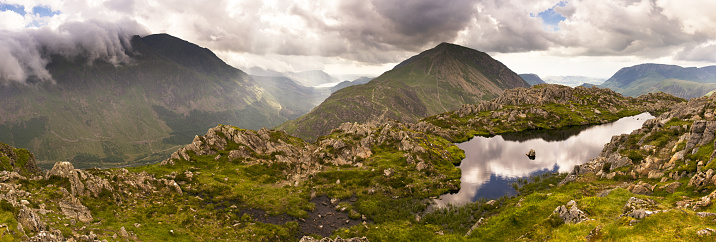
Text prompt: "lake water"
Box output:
[[433, 112, 654, 207]]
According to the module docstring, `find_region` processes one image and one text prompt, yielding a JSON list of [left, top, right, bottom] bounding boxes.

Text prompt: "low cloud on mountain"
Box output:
[[0, 18, 147, 84]]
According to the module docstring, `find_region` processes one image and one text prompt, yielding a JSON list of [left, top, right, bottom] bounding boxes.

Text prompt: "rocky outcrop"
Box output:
[[28, 229, 64, 242], [17, 205, 46, 232], [0, 142, 41, 176], [697, 228, 715, 236], [161, 121, 447, 186], [561, 93, 716, 197], [553, 200, 588, 224], [46, 161, 113, 197], [663, 181, 682, 193], [57, 192, 93, 223], [627, 181, 654, 195], [622, 197, 662, 220], [494, 85, 627, 107]]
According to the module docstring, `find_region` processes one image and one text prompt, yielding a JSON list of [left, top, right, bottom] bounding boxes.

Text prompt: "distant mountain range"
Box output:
[[542, 76, 606, 87], [330, 77, 373, 92], [0, 34, 303, 168], [279, 42, 530, 141], [248, 68, 340, 87], [600, 63, 716, 98], [518, 74, 546, 86]]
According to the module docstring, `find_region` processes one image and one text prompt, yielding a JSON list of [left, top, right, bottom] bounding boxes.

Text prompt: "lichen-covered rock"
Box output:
[[46, 161, 113, 197], [28, 229, 64, 242], [17, 205, 46, 232], [299, 236, 369, 242], [663, 181, 682, 193], [465, 217, 486, 237], [58, 193, 93, 223], [689, 169, 715, 188], [628, 181, 654, 195], [622, 197, 662, 219], [554, 200, 588, 224], [697, 228, 715, 236]]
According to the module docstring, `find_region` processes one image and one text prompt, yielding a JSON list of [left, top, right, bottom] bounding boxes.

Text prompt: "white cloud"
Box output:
[[0, 0, 715, 81]]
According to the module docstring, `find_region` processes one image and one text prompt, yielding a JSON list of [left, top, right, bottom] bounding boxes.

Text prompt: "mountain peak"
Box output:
[[136, 33, 236, 75], [280, 43, 529, 141]]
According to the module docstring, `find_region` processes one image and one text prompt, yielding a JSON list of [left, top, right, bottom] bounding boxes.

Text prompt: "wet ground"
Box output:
[[236, 195, 366, 237]]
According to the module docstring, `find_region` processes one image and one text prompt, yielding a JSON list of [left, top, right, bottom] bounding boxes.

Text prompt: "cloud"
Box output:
[[0, 19, 148, 84], [1, 0, 716, 79], [676, 43, 716, 62]]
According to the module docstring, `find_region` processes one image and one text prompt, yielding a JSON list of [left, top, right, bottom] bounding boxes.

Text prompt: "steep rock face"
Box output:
[[279, 42, 529, 141]]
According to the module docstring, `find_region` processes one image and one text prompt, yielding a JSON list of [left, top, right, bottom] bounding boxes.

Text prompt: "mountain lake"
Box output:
[[433, 112, 654, 207]]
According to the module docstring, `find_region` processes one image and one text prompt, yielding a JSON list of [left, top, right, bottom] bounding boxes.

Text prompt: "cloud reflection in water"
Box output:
[[435, 112, 654, 207]]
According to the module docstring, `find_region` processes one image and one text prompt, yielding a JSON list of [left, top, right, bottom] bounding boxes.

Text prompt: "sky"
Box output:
[[1, 0, 715, 84]]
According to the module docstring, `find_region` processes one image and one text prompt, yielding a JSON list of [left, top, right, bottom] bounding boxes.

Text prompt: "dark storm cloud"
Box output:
[[282, 0, 477, 63], [371, 0, 476, 46], [0, 19, 148, 84]]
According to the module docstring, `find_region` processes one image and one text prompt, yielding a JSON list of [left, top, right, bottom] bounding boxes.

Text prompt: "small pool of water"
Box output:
[[433, 112, 654, 207]]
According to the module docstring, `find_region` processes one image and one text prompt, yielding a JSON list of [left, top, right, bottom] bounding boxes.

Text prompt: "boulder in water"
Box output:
[[526, 149, 536, 160]]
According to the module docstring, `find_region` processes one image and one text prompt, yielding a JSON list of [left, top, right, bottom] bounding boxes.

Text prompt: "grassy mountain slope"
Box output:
[[279, 43, 530, 141], [601, 63, 716, 98], [0, 34, 289, 169]]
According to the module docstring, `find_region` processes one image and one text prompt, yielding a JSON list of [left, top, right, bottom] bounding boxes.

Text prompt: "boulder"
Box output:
[[664, 182, 682, 193], [553, 200, 588, 224], [526, 149, 536, 160], [697, 228, 715, 236], [628, 181, 654, 195], [28, 229, 64, 242], [17, 205, 46, 232], [465, 217, 486, 237], [416, 162, 430, 171], [622, 197, 662, 219], [58, 195, 93, 223], [228, 147, 252, 161]]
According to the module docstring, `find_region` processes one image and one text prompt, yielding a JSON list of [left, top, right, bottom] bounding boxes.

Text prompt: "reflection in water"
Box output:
[[435, 113, 654, 207]]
